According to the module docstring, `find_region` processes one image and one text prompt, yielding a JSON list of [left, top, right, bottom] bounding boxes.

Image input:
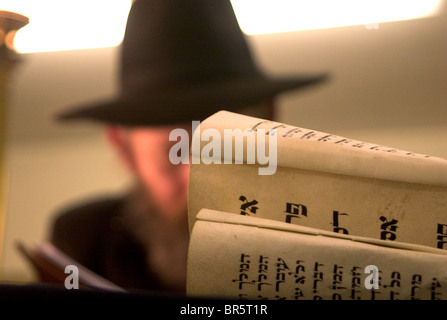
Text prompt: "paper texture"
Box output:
[[187, 209, 447, 300], [191, 111, 447, 185], [188, 111, 447, 249]]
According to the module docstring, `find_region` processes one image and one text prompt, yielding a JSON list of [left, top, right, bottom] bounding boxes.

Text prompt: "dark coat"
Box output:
[[50, 196, 163, 291]]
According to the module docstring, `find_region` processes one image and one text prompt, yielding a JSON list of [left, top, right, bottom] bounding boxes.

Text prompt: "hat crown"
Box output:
[[121, 0, 258, 92], [57, 0, 328, 126]]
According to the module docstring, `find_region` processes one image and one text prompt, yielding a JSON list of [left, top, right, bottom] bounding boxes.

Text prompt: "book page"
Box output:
[[188, 111, 447, 249], [190, 110, 447, 185], [36, 242, 126, 292], [187, 209, 447, 300]]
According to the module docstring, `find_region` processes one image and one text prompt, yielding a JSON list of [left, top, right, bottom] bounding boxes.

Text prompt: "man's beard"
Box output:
[[122, 183, 190, 291]]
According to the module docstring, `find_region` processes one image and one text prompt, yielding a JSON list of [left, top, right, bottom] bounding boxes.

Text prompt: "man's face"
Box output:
[[106, 101, 273, 219], [108, 124, 192, 218]]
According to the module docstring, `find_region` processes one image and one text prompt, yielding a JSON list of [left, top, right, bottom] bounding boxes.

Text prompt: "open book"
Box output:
[[187, 209, 447, 300], [186, 110, 447, 300], [16, 240, 126, 292]]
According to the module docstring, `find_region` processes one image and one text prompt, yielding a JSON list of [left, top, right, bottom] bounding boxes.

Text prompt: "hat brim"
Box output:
[[56, 73, 329, 126]]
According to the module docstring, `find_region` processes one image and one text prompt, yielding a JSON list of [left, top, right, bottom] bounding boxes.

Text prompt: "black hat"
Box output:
[[57, 0, 328, 126]]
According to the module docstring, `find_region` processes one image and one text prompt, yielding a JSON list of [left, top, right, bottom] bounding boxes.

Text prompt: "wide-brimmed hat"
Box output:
[[57, 0, 328, 126]]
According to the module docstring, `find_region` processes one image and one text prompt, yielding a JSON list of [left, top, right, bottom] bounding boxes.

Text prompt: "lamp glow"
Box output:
[[2, 0, 443, 53], [230, 0, 443, 34], [1, 0, 132, 53]]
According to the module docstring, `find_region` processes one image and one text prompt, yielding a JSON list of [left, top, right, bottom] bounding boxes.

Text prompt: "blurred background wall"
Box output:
[[0, 1, 446, 283]]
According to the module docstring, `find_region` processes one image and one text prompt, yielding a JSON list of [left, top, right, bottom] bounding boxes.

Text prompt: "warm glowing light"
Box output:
[[1, 0, 132, 53], [230, 0, 443, 34], [3, 0, 443, 53]]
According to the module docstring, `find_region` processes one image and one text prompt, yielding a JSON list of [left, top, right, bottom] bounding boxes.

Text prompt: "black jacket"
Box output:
[[50, 196, 163, 291]]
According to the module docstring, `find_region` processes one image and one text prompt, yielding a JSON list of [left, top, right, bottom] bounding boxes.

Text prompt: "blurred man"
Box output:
[[49, 0, 327, 292]]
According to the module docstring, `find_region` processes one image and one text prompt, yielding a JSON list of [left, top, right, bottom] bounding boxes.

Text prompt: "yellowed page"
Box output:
[[191, 111, 447, 185], [187, 209, 447, 300], [188, 111, 447, 249]]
